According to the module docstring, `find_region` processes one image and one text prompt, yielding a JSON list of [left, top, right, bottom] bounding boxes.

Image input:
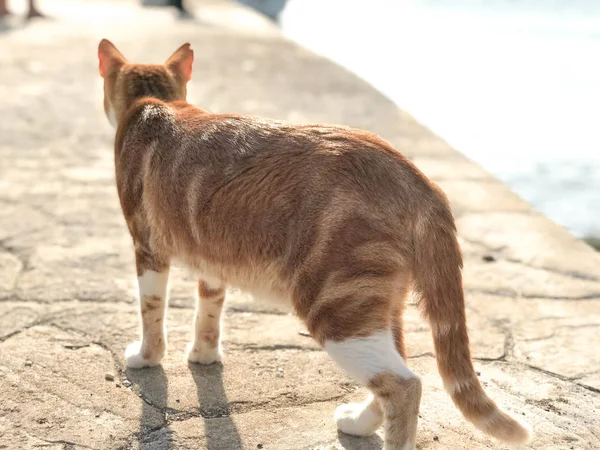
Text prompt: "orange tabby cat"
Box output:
[[98, 39, 532, 449]]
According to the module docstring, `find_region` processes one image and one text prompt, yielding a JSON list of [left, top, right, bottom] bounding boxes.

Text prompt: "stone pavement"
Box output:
[[1, 1, 599, 449]]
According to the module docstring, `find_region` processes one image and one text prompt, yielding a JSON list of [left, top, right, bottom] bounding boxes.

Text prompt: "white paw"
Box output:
[[187, 342, 221, 365], [125, 341, 164, 369], [335, 400, 384, 436]]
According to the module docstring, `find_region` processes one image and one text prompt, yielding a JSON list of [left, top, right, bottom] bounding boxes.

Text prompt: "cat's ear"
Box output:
[[165, 43, 194, 82], [98, 39, 127, 78]]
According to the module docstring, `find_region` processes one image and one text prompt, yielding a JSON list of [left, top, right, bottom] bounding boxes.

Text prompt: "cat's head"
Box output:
[[97, 39, 194, 128]]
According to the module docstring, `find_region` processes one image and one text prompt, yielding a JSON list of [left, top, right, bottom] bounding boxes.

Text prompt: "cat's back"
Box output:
[[117, 100, 436, 212], [119, 99, 416, 174]]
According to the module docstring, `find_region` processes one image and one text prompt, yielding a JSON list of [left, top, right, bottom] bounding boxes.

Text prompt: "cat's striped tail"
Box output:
[[412, 199, 532, 444]]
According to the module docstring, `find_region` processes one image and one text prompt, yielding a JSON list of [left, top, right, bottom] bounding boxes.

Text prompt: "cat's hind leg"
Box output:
[[324, 330, 421, 450], [187, 278, 225, 364], [126, 249, 170, 369], [301, 278, 419, 450], [333, 307, 409, 439]]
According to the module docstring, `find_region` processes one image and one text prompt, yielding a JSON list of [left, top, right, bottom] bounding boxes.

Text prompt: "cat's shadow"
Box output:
[[127, 365, 172, 448], [127, 363, 380, 449], [338, 430, 384, 450], [188, 361, 243, 450], [127, 362, 242, 449]]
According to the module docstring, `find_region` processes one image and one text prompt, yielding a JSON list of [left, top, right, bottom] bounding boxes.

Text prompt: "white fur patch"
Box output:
[[125, 270, 169, 369], [187, 341, 222, 365], [138, 270, 169, 298], [324, 331, 416, 385], [125, 341, 163, 369], [335, 394, 384, 436]]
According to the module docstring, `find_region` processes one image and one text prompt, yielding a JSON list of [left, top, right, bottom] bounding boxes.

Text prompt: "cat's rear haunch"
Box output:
[[98, 39, 532, 449]]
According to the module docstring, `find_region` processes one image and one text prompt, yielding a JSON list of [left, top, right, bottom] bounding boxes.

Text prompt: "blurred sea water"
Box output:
[[279, 0, 600, 238]]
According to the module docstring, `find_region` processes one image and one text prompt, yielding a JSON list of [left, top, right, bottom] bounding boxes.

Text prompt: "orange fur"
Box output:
[[99, 39, 532, 448]]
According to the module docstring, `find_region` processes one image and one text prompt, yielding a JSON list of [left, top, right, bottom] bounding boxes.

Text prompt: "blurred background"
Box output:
[[280, 0, 600, 247], [3, 0, 598, 247]]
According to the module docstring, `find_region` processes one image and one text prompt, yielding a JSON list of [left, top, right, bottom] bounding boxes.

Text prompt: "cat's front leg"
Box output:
[[126, 249, 170, 369], [187, 278, 225, 365]]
